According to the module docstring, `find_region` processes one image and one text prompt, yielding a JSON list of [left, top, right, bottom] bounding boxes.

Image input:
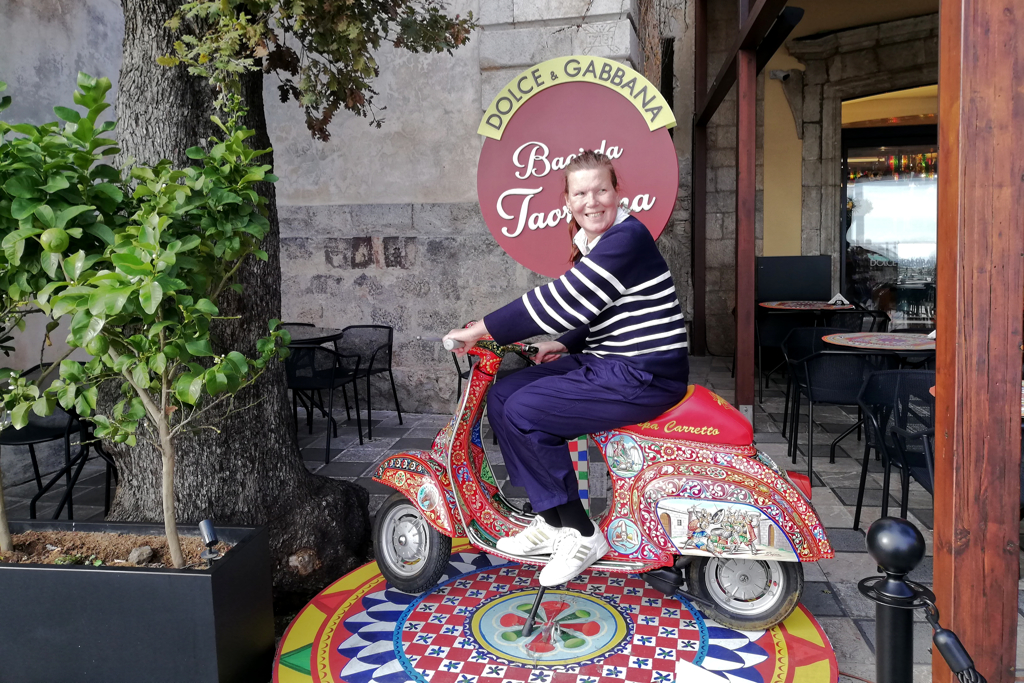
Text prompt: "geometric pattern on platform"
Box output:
[[274, 538, 838, 683]]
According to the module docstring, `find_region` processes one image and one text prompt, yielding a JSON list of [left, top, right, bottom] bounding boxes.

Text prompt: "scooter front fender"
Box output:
[[372, 451, 460, 537]]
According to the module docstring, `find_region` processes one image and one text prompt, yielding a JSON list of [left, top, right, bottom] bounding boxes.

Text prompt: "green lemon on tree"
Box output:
[[39, 228, 69, 253], [85, 335, 109, 356]]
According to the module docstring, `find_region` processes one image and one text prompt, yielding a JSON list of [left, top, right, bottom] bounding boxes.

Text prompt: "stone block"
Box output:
[[706, 238, 734, 268], [479, 0, 513, 25], [710, 124, 737, 150], [836, 25, 879, 53], [279, 204, 355, 238], [708, 149, 737, 168], [571, 19, 635, 60], [706, 212, 723, 240], [703, 267, 720, 290], [713, 101, 737, 126], [382, 237, 418, 269], [802, 124, 821, 161], [705, 167, 717, 192], [802, 59, 828, 86], [707, 191, 736, 214], [281, 237, 315, 263], [480, 25, 574, 70], [839, 50, 879, 80], [878, 39, 931, 70], [413, 203, 484, 236], [826, 55, 842, 82], [802, 160, 822, 187], [512, 0, 630, 24], [720, 212, 736, 239], [801, 84, 822, 123], [877, 14, 938, 45], [716, 167, 736, 192], [349, 204, 414, 233]]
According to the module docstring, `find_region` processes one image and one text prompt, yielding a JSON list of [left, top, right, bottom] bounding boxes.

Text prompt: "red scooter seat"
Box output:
[[618, 384, 754, 447]]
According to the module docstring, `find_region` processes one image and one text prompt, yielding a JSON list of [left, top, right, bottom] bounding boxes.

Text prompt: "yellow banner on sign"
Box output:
[[478, 56, 677, 140]]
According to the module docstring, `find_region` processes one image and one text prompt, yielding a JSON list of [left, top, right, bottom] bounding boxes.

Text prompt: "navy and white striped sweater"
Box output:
[[485, 216, 689, 382]]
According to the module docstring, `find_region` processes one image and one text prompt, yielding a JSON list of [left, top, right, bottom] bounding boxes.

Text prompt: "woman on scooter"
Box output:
[[444, 150, 689, 587]]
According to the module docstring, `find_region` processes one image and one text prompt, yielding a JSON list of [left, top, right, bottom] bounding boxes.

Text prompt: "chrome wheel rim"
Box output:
[[380, 502, 430, 578], [704, 558, 785, 616]]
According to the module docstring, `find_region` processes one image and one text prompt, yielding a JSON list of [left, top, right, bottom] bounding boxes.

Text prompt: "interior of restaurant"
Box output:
[[758, 0, 939, 331]]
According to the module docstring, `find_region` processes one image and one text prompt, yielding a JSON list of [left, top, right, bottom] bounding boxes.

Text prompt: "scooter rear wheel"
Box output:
[[686, 556, 803, 630], [374, 492, 452, 593]]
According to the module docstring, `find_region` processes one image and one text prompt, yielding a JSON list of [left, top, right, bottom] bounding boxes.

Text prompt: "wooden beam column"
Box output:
[[691, 0, 708, 356], [735, 0, 757, 420], [933, 0, 1024, 681]]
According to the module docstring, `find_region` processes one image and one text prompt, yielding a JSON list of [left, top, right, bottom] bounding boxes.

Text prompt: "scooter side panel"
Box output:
[[591, 431, 834, 563], [373, 451, 462, 537]]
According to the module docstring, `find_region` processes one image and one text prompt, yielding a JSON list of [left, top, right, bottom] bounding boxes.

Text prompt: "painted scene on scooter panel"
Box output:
[[658, 499, 798, 562]]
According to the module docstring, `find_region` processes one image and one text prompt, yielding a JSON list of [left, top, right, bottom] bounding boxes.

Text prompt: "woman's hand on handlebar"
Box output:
[[444, 321, 489, 356], [532, 341, 567, 363]]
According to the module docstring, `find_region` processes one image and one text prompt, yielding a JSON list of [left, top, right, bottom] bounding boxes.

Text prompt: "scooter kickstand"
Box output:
[[522, 586, 547, 637]]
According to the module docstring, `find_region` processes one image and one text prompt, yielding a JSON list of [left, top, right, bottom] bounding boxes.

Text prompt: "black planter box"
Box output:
[[0, 520, 274, 683]]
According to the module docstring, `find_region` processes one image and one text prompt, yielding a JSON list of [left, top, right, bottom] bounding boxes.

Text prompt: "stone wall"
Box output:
[[0, 0, 699, 413], [786, 14, 939, 288], [276, 1, 696, 413], [701, 2, 764, 356]]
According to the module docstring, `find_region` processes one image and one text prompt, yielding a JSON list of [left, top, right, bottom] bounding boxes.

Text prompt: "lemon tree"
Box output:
[[0, 76, 289, 566]]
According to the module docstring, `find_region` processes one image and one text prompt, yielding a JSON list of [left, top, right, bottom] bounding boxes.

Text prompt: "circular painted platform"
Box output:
[[274, 539, 837, 683]]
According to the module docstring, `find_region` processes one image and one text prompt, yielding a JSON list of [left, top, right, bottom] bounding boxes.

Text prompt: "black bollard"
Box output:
[[858, 517, 928, 683]]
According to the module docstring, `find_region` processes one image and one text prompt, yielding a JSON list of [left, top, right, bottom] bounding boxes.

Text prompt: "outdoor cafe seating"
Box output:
[[854, 370, 936, 530], [282, 323, 402, 443], [1, 364, 118, 520]]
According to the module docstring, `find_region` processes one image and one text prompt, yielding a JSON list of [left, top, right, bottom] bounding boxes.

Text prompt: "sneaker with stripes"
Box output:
[[538, 523, 610, 587], [495, 516, 559, 556]]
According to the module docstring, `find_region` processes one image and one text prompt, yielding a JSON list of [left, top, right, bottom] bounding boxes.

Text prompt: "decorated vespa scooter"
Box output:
[[372, 337, 833, 631]]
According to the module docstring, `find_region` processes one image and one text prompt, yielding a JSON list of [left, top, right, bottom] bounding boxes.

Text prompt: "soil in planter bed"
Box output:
[[0, 531, 232, 568]]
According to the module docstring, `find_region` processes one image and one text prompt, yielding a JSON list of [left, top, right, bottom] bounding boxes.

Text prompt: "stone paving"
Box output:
[[5, 356, 1024, 682]]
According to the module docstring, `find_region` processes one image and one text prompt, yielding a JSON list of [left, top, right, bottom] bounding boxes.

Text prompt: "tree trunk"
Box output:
[[111, 0, 371, 590]]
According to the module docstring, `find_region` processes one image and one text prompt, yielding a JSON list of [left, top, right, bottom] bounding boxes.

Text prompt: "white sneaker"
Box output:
[[538, 523, 610, 587], [495, 516, 559, 556]]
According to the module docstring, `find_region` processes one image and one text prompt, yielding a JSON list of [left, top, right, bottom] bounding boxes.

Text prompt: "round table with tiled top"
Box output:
[[758, 300, 855, 311], [822, 332, 936, 353]]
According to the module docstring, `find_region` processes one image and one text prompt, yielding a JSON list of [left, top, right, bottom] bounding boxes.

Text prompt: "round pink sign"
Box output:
[[477, 77, 679, 278]]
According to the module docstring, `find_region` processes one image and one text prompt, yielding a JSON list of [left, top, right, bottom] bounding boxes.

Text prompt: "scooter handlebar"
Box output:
[[442, 338, 465, 351]]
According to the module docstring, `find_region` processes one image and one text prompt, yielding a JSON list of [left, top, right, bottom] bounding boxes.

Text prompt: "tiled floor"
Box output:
[[6, 356, 1024, 682]]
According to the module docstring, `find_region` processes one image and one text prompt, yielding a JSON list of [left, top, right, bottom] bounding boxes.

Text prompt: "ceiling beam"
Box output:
[[694, 0, 792, 126]]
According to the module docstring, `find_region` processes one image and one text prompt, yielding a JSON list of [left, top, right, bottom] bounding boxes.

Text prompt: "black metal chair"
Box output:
[[788, 348, 898, 482], [754, 310, 815, 403], [824, 309, 888, 332], [334, 325, 402, 440], [780, 327, 844, 440], [285, 346, 362, 461], [2, 364, 116, 520], [853, 370, 935, 530]]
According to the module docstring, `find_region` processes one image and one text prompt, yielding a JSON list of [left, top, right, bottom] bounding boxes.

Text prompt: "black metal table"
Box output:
[[285, 326, 344, 346]]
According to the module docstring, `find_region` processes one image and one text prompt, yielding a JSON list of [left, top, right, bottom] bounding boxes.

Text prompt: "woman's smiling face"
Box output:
[[566, 167, 620, 240]]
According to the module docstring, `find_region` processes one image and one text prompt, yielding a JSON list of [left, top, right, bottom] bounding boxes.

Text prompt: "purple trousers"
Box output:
[[487, 354, 688, 512]]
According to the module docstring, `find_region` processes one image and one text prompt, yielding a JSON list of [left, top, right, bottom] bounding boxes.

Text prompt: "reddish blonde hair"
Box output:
[[564, 150, 620, 263]]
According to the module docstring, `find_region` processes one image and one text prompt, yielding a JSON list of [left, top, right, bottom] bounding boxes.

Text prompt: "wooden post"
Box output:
[[734, 4, 757, 420], [691, 0, 708, 356], [933, 0, 1024, 681]]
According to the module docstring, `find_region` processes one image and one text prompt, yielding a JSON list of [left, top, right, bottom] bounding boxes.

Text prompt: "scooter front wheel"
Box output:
[[686, 556, 803, 630], [373, 492, 452, 593]]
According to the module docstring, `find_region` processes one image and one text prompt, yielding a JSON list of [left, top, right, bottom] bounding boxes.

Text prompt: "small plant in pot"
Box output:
[[0, 73, 290, 567]]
